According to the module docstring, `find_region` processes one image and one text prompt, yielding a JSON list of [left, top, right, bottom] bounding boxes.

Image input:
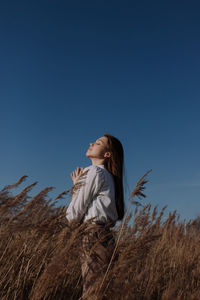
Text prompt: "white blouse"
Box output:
[[66, 164, 118, 225]]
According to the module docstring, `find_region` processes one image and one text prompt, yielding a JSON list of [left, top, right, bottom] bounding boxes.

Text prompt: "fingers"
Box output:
[[70, 167, 84, 181], [74, 167, 83, 176]]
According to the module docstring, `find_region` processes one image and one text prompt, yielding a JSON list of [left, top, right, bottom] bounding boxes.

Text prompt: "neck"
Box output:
[[90, 158, 105, 166]]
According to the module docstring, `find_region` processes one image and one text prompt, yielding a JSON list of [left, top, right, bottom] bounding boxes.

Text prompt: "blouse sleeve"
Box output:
[[66, 166, 104, 222]]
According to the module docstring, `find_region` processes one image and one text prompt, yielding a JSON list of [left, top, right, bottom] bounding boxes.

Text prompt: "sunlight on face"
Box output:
[[86, 136, 109, 159]]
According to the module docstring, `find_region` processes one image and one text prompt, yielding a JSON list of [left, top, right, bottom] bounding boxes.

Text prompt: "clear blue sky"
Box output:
[[1, 1, 200, 221]]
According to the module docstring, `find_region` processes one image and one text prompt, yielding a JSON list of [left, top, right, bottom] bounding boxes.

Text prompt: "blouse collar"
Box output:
[[97, 164, 105, 168], [92, 164, 105, 169]]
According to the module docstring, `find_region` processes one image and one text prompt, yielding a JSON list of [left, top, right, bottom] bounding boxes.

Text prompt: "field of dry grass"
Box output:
[[0, 174, 200, 300]]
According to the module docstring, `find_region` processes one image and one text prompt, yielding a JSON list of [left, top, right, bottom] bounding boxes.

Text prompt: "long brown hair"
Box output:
[[104, 133, 124, 220]]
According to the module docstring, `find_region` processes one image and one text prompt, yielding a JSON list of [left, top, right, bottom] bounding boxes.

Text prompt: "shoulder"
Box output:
[[83, 165, 105, 181]]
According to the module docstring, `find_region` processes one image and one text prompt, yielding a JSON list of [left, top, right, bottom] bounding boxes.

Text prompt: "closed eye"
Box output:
[[95, 139, 103, 145]]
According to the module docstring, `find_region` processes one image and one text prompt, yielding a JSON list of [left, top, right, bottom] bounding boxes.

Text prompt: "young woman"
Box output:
[[66, 133, 125, 299]]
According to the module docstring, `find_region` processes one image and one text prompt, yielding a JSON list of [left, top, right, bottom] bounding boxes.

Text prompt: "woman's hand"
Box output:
[[70, 167, 84, 185]]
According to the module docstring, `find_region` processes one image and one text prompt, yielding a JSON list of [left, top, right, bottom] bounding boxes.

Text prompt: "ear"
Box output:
[[104, 152, 111, 158]]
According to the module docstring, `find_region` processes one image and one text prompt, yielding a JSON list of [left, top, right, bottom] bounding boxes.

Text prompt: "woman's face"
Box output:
[[86, 136, 110, 159]]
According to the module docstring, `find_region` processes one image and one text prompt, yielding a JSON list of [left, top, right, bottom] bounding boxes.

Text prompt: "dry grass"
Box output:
[[0, 174, 200, 300]]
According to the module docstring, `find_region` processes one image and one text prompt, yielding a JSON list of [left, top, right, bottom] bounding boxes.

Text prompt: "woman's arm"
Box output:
[[66, 166, 103, 222]]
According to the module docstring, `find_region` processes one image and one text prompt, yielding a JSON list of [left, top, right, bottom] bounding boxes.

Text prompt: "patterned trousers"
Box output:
[[80, 223, 115, 300]]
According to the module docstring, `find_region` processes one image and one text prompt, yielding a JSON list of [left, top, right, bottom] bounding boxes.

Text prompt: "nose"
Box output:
[[90, 142, 94, 147]]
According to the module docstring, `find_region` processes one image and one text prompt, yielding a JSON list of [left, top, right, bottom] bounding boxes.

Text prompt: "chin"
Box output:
[[86, 149, 92, 156]]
